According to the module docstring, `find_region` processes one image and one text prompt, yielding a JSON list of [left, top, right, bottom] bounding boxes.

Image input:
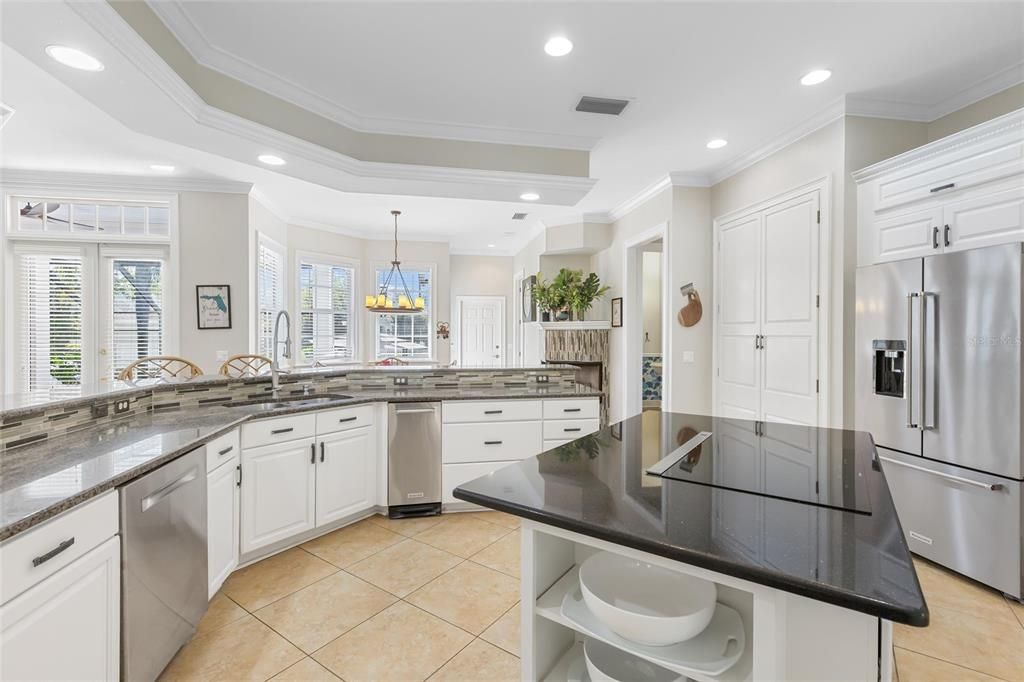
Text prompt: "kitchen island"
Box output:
[[454, 411, 928, 681]]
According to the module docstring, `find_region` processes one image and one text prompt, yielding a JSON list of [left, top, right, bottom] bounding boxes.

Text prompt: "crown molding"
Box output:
[[581, 211, 614, 224], [667, 171, 711, 188], [0, 168, 253, 195], [248, 187, 291, 224], [146, 0, 599, 151], [927, 60, 1024, 121]]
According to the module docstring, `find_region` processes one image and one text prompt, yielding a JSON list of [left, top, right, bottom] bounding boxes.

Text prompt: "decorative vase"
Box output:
[[555, 309, 570, 322], [541, 311, 551, 322]]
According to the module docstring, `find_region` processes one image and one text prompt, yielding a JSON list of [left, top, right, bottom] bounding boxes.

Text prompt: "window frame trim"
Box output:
[[294, 250, 360, 367], [371, 259, 436, 361], [255, 232, 287, 359]]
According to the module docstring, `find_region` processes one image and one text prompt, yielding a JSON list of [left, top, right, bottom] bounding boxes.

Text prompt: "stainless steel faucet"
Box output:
[[271, 310, 292, 397]]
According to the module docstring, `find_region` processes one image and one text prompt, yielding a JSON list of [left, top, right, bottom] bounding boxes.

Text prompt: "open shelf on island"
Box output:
[[536, 566, 750, 682]]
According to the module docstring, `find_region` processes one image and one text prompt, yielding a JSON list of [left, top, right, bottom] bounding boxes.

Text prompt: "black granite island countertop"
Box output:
[[453, 411, 929, 627], [0, 384, 600, 542]]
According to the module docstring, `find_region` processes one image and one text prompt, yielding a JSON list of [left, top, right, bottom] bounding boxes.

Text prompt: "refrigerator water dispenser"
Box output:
[[872, 339, 906, 398]]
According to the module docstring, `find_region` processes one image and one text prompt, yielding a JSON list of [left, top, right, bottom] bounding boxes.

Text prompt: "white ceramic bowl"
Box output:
[[583, 638, 680, 682], [579, 551, 717, 646]]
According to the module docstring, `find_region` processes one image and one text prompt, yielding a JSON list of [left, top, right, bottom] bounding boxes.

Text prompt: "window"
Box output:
[[14, 198, 170, 237], [257, 237, 286, 358], [298, 258, 356, 364], [108, 257, 164, 379], [16, 252, 86, 400], [375, 265, 432, 359]]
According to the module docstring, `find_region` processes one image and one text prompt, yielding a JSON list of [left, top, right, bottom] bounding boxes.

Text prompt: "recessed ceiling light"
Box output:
[[45, 45, 104, 72], [706, 138, 728, 150], [544, 36, 573, 57], [520, 192, 540, 201], [258, 154, 286, 166], [150, 164, 175, 172], [487, 244, 496, 248], [800, 69, 832, 86]]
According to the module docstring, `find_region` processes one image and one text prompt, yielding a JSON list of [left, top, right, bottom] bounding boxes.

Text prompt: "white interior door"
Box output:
[[457, 297, 505, 367], [715, 214, 762, 419], [760, 192, 819, 426]]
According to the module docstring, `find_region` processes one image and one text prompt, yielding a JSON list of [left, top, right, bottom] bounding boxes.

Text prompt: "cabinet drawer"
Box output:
[[206, 429, 240, 472], [1, 491, 118, 604], [442, 421, 542, 464], [879, 447, 1022, 596], [543, 398, 599, 420], [442, 400, 542, 424], [544, 419, 600, 440], [443, 461, 516, 504], [316, 404, 375, 435], [241, 413, 316, 448]]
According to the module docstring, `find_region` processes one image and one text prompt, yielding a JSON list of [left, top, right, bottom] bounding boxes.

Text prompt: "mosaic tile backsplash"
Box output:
[[643, 354, 663, 402]]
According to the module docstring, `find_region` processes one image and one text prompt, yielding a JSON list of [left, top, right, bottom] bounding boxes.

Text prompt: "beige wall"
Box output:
[[927, 84, 1024, 142], [641, 250, 662, 354], [178, 191, 251, 372], [539, 253, 594, 281], [450, 255, 515, 362]]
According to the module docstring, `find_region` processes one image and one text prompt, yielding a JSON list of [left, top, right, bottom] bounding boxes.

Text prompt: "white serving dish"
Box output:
[[578, 551, 717, 646], [584, 638, 682, 682]]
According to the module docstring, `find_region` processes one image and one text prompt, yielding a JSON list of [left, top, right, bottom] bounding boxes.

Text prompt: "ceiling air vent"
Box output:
[[575, 96, 629, 116], [512, 212, 528, 220]]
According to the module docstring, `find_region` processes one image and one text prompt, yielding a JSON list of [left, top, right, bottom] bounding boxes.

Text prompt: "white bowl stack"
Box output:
[[578, 551, 717, 674]]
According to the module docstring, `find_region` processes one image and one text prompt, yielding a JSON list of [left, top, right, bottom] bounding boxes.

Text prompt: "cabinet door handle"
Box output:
[[564, 427, 582, 433], [311, 443, 316, 464], [483, 410, 503, 415], [320, 441, 325, 462], [338, 416, 358, 423], [930, 182, 955, 193], [563, 408, 581, 413], [236, 464, 242, 487], [933, 226, 939, 249], [217, 445, 234, 456], [484, 440, 503, 445], [271, 427, 294, 435], [944, 224, 951, 247], [32, 537, 75, 567]]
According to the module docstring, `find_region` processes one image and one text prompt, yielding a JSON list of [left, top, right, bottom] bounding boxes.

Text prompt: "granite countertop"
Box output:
[[0, 383, 600, 542], [453, 411, 929, 627]]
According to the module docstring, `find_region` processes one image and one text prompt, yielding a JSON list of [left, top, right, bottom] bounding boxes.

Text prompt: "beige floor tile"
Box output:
[[367, 513, 444, 537], [416, 514, 512, 558], [301, 518, 405, 568], [255, 572, 397, 653], [272, 657, 343, 681], [480, 603, 521, 656], [195, 592, 248, 637], [313, 602, 473, 682], [894, 604, 1024, 680], [428, 639, 519, 682], [457, 511, 521, 529], [913, 557, 1018, 624], [471, 530, 520, 578], [407, 561, 520, 635], [223, 547, 338, 611], [159, 614, 303, 681], [894, 647, 1003, 682], [346, 538, 463, 597], [1006, 596, 1024, 629]]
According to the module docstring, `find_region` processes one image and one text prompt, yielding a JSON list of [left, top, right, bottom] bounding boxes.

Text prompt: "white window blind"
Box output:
[[257, 240, 285, 358], [375, 266, 432, 359], [109, 258, 164, 379], [299, 260, 356, 363], [18, 254, 85, 399]]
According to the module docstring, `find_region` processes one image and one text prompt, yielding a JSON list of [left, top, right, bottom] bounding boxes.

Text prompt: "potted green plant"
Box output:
[[531, 273, 556, 321], [570, 271, 611, 321], [550, 268, 582, 320]]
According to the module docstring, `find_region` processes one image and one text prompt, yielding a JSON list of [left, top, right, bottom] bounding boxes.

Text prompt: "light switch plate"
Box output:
[[682, 351, 695, 363]]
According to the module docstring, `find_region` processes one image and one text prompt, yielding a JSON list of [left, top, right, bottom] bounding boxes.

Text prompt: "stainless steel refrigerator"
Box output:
[[856, 242, 1023, 598]]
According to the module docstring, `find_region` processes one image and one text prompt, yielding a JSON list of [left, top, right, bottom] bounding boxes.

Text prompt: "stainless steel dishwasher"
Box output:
[[388, 402, 442, 518], [120, 447, 208, 681]]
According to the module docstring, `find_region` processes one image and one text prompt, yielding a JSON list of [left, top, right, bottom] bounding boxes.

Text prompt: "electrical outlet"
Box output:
[[113, 399, 131, 414], [393, 376, 408, 386], [536, 374, 549, 383]]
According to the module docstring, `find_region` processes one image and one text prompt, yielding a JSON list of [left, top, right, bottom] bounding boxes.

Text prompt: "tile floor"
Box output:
[[159, 511, 522, 682], [160, 511, 1024, 682]]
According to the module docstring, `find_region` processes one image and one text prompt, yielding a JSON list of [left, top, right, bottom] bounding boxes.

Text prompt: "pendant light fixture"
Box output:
[[365, 210, 425, 314]]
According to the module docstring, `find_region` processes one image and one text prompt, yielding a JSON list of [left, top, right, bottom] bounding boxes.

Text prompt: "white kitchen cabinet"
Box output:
[[855, 109, 1024, 266], [1, 536, 120, 682], [316, 425, 376, 527], [207, 452, 240, 597], [240, 438, 317, 554]]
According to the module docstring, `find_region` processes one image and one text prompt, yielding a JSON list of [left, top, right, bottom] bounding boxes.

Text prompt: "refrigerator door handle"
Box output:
[[921, 291, 935, 431], [879, 455, 1004, 491], [906, 292, 919, 429]]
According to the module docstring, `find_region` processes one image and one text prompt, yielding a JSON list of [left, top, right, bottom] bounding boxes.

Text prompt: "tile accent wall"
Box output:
[[544, 329, 609, 424], [0, 368, 578, 451], [642, 354, 663, 402]]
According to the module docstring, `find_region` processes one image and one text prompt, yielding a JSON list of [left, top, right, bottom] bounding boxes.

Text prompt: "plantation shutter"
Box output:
[[108, 258, 165, 380], [299, 260, 355, 363], [18, 253, 85, 399], [257, 240, 285, 358]]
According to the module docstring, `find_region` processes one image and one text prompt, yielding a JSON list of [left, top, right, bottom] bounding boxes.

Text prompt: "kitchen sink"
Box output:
[[222, 393, 352, 409]]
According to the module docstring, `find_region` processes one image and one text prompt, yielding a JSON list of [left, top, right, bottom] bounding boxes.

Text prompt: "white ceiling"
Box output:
[[2, 1, 1023, 253]]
